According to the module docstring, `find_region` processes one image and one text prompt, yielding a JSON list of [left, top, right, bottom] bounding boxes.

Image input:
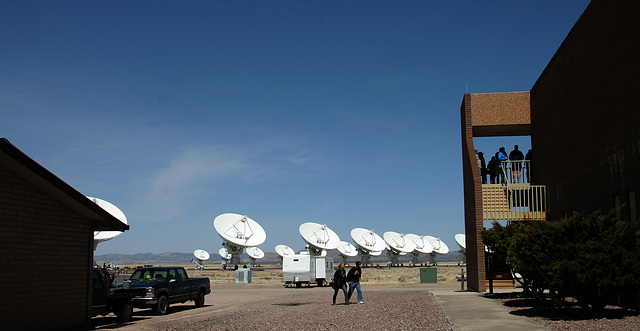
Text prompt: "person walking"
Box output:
[[331, 262, 348, 305], [347, 261, 363, 304]]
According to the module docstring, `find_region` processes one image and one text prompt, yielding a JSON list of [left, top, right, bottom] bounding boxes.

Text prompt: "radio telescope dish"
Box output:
[[455, 233, 466, 266], [369, 250, 382, 256], [246, 247, 264, 266], [191, 249, 210, 270], [89, 197, 127, 251], [383, 231, 416, 267], [336, 241, 357, 263], [219, 247, 231, 260], [194, 249, 210, 261], [424, 235, 450, 266], [351, 228, 385, 266], [351, 228, 385, 251], [214, 213, 266, 268], [405, 234, 434, 254], [405, 234, 434, 266], [214, 213, 266, 247], [425, 236, 450, 254], [275, 244, 294, 257], [337, 241, 358, 257], [455, 234, 466, 251], [246, 247, 264, 259], [383, 232, 416, 253], [299, 222, 340, 256]]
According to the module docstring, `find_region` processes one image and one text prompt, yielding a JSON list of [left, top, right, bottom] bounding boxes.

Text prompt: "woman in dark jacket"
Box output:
[[332, 262, 348, 305]]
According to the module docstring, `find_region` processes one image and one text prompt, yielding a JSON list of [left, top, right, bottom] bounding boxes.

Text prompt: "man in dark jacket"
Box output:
[[347, 261, 363, 304], [332, 262, 348, 305], [509, 145, 525, 183]]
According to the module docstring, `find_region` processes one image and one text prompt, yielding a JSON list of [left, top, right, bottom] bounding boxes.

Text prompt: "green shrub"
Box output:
[[482, 211, 640, 314]]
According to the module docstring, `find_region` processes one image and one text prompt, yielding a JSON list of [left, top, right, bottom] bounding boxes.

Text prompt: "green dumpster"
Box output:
[[420, 267, 437, 283]]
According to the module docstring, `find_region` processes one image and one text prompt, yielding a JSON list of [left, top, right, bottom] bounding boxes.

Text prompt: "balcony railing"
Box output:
[[487, 160, 532, 185], [481, 160, 547, 221]]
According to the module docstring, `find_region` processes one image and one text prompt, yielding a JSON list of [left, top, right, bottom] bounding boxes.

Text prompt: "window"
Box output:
[[177, 268, 188, 282]]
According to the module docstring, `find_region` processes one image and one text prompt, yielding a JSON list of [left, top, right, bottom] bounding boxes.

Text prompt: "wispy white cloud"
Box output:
[[135, 137, 321, 223]]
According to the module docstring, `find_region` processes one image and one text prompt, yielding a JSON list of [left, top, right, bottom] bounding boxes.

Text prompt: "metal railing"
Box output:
[[481, 160, 547, 221], [482, 184, 547, 221], [486, 160, 532, 185]]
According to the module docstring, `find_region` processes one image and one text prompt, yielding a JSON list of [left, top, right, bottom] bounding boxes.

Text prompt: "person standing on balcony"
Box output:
[[509, 145, 525, 183], [487, 155, 497, 184], [478, 151, 487, 184], [497, 147, 508, 184]]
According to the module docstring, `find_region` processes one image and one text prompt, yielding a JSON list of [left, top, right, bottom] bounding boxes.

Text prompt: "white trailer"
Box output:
[[283, 254, 334, 287]]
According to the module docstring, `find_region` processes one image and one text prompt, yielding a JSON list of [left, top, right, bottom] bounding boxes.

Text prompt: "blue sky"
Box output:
[[1, 1, 590, 256]]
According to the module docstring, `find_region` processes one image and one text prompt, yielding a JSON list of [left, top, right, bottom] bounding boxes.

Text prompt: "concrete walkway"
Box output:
[[430, 288, 547, 331]]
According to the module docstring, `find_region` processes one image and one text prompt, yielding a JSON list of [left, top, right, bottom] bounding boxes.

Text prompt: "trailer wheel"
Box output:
[[194, 290, 205, 307], [115, 300, 133, 322], [153, 295, 169, 315]]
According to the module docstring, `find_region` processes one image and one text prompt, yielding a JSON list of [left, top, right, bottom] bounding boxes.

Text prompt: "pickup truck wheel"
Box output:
[[115, 301, 133, 322], [194, 290, 205, 307], [153, 295, 169, 315]]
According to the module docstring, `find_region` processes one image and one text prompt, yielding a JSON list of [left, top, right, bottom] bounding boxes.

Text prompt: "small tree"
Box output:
[[506, 211, 640, 314]]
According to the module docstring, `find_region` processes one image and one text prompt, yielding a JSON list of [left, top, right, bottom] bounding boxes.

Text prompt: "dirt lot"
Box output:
[[92, 263, 462, 330], [93, 283, 456, 330], [116, 262, 466, 286]]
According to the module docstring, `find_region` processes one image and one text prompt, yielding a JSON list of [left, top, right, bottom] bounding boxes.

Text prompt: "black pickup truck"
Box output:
[[126, 266, 211, 315], [92, 268, 146, 322]]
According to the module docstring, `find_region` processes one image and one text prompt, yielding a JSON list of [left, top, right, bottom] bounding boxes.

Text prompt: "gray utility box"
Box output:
[[236, 268, 252, 283]]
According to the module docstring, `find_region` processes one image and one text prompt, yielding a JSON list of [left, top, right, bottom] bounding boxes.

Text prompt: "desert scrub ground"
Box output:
[[116, 262, 465, 285]]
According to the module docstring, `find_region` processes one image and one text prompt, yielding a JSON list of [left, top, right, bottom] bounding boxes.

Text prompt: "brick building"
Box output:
[[461, 0, 640, 291], [0, 138, 129, 330]]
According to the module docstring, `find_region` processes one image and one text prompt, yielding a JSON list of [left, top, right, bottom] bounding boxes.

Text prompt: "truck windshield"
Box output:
[[130, 269, 168, 281]]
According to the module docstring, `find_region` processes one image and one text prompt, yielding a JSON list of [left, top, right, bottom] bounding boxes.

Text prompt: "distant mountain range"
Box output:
[[95, 250, 464, 265]]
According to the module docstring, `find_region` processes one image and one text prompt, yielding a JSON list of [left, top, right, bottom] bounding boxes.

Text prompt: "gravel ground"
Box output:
[[93, 284, 452, 330], [92, 280, 640, 330]]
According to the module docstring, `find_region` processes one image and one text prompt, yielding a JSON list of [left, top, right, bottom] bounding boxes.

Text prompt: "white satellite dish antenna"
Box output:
[[424, 235, 450, 266], [246, 247, 265, 266], [455, 233, 466, 266], [351, 228, 385, 266], [275, 245, 293, 257], [219, 247, 232, 266], [383, 231, 416, 267], [337, 241, 358, 264], [455, 233, 466, 251], [89, 197, 127, 251], [275, 244, 293, 265], [191, 249, 210, 270], [369, 250, 383, 256], [405, 234, 434, 266], [214, 213, 266, 269], [299, 222, 340, 256]]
